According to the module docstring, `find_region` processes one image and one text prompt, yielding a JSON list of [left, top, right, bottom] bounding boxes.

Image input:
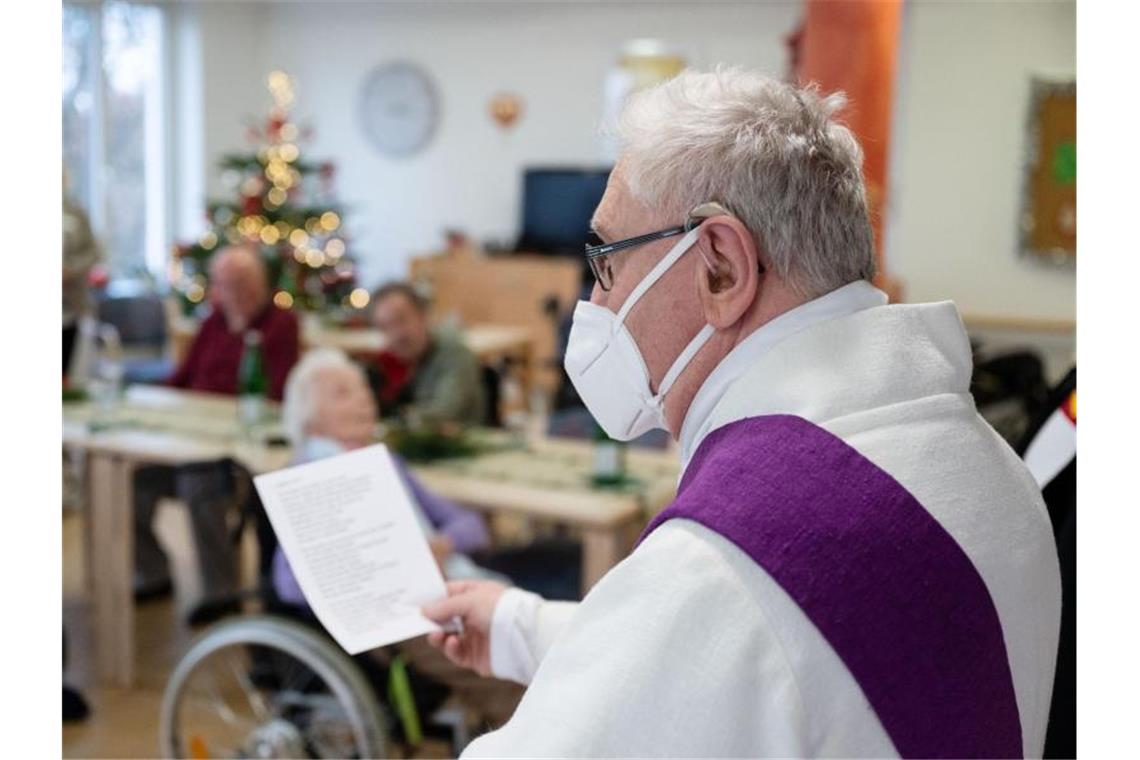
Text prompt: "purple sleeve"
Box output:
[[271, 547, 309, 608], [393, 455, 490, 553]]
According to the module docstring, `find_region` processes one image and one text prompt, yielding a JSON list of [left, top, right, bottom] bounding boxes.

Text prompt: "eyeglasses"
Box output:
[[584, 202, 729, 291]]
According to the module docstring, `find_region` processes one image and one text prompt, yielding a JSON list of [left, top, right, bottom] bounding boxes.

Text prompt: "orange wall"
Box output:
[[797, 0, 903, 288]]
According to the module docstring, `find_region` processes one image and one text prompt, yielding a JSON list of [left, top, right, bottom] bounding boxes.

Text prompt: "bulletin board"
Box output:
[[1019, 78, 1076, 265]]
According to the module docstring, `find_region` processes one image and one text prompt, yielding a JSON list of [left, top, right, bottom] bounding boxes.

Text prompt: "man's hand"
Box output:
[[422, 580, 508, 677]]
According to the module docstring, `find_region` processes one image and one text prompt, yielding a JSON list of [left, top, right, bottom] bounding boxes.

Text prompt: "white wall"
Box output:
[[181, 1, 801, 285], [198, 2, 271, 200], [885, 0, 1076, 323], [178, 0, 1076, 329]]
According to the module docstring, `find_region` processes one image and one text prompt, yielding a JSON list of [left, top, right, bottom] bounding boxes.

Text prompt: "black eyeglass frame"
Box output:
[[585, 214, 715, 292], [584, 223, 695, 260]]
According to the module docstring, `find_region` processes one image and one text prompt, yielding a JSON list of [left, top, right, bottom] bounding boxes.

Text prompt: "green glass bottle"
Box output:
[[238, 330, 268, 434], [591, 422, 626, 486]]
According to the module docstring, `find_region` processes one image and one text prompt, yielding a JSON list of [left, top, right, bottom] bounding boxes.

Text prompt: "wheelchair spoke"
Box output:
[[178, 688, 252, 757], [225, 648, 272, 723], [199, 669, 250, 731], [278, 651, 319, 696]]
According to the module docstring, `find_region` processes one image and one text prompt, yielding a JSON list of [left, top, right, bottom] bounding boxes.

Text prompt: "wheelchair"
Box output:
[[160, 472, 472, 759], [161, 613, 392, 758], [159, 461, 582, 759]]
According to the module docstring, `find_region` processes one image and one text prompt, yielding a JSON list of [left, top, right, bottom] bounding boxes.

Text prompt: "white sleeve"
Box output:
[[463, 521, 819, 758], [488, 587, 580, 684]]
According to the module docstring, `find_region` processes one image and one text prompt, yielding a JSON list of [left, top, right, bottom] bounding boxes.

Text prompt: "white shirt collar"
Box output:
[[677, 280, 889, 472]]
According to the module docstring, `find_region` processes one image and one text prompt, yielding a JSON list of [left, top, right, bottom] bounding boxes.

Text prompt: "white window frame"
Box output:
[[64, 0, 170, 282]]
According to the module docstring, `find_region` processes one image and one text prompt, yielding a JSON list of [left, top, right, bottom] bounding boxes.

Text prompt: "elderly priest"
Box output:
[[423, 68, 1061, 758]]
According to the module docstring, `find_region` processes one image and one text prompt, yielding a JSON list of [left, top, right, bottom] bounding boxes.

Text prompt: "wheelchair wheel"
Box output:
[[160, 616, 389, 758]]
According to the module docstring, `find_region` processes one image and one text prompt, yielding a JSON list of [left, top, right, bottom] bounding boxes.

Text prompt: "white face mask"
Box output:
[[300, 436, 347, 463], [564, 227, 716, 441]]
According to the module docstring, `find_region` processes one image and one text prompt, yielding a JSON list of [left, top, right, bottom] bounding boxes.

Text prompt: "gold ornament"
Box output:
[[489, 92, 523, 130]]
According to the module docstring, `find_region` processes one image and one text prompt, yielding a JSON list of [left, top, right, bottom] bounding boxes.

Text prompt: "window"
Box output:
[[63, 1, 168, 281]]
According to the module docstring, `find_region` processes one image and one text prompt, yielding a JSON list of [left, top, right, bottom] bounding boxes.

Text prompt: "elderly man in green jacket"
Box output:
[[368, 280, 487, 428]]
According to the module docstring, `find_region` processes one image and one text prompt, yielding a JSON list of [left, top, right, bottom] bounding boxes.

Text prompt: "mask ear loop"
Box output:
[[652, 323, 716, 404], [615, 226, 702, 327]]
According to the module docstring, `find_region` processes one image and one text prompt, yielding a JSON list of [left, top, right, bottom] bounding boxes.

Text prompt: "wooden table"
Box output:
[[63, 387, 290, 688], [407, 436, 679, 591], [63, 387, 679, 687]]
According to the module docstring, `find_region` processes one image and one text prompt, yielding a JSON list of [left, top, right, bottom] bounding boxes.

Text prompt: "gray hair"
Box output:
[[615, 66, 875, 297], [281, 348, 366, 445]]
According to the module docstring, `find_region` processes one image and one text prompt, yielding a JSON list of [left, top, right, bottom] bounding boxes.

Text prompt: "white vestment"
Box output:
[[465, 282, 1061, 758]]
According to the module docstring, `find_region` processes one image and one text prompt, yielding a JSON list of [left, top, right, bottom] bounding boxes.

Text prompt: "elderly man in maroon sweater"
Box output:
[[135, 245, 299, 625]]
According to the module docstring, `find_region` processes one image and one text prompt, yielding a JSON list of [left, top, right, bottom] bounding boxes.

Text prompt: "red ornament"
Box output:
[[267, 115, 285, 139], [88, 264, 110, 289], [241, 194, 262, 216]]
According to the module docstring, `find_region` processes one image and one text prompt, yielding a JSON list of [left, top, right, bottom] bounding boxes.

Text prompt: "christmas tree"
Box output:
[[171, 71, 365, 315]]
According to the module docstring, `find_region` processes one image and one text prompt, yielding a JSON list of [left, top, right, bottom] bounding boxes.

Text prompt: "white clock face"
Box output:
[[358, 61, 439, 157]]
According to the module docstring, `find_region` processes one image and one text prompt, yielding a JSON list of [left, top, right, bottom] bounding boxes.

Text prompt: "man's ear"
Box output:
[[694, 215, 762, 329]]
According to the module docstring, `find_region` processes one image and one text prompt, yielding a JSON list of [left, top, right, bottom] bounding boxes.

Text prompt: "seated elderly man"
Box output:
[[274, 348, 523, 725], [134, 245, 300, 624], [421, 69, 1062, 757], [367, 281, 486, 428], [167, 245, 299, 397]]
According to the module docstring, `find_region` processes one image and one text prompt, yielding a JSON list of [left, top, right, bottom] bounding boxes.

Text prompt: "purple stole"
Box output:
[[640, 415, 1022, 758]]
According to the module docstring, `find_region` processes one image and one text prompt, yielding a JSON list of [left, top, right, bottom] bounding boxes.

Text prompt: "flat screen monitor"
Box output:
[[517, 167, 611, 254]]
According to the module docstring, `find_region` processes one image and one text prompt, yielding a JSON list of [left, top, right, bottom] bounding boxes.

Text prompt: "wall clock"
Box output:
[[358, 61, 440, 157]]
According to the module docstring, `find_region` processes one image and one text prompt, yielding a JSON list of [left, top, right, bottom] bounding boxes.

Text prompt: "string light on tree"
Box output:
[[349, 288, 370, 310], [170, 70, 359, 314]]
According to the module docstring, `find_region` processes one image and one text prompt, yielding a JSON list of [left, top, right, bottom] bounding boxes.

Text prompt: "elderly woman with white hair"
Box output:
[[273, 348, 525, 725], [421, 68, 1061, 757], [272, 348, 493, 606]]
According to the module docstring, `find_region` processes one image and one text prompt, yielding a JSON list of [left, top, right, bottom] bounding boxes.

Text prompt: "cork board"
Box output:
[[1019, 78, 1076, 265]]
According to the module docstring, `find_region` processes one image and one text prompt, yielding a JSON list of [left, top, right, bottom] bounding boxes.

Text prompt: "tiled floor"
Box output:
[[62, 505, 453, 758]]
